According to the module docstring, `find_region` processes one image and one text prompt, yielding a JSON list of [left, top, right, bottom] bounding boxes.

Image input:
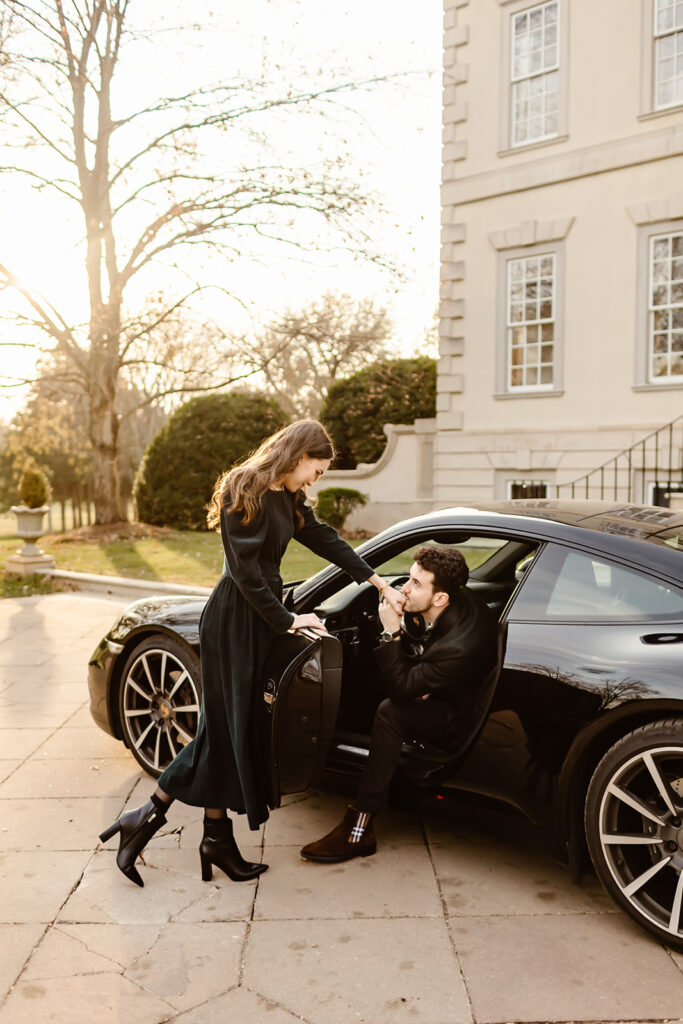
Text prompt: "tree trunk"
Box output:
[[89, 307, 125, 525]]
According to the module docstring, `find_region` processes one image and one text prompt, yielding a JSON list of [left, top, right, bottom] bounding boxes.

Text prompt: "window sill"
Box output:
[[638, 103, 683, 123], [497, 134, 569, 159], [633, 381, 683, 391], [493, 388, 564, 400]]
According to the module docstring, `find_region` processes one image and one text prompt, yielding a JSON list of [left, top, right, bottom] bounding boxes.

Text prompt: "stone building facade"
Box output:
[[437, 0, 683, 505], [316, 0, 683, 530]]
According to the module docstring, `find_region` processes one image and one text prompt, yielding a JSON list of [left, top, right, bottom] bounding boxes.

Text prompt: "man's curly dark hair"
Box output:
[[413, 545, 469, 603]]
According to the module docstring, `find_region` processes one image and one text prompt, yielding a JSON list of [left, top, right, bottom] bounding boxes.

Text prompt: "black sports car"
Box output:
[[88, 499, 683, 949]]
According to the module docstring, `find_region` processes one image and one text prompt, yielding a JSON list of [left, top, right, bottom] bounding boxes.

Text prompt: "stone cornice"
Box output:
[[488, 217, 575, 251], [443, 123, 683, 206], [627, 192, 683, 225]]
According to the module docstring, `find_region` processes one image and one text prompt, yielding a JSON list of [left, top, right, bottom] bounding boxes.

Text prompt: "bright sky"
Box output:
[[0, 0, 442, 422]]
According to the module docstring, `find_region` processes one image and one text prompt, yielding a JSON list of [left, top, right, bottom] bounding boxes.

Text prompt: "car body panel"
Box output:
[[87, 499, 683, 852]]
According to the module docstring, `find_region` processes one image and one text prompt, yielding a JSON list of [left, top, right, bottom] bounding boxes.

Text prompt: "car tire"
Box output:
[[585, 719, 683, 950], [118, 634, 202, 778]]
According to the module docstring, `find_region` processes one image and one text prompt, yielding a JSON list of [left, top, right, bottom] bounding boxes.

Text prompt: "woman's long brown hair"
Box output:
[[206, 419, 335, 529]]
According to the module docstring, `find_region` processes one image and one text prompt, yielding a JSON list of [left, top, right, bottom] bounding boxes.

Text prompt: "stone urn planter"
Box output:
[[5, 464, 56, 577]]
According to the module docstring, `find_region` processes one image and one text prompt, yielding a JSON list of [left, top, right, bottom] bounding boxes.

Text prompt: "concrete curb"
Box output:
[[45, 567, 212, 600]]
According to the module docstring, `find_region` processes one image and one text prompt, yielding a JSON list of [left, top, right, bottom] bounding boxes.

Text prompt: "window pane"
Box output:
[[511, 546, 683, 621], [656, 31, 683, 108], [653, 237, 671, 258], [374, 536, 509, 576], [510, 2, 560, 143], [508, 253, 555, 389]]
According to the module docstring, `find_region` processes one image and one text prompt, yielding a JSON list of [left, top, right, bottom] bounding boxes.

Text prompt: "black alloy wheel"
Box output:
[[118, 634, 201, 777], [585, 719, 683, 950]]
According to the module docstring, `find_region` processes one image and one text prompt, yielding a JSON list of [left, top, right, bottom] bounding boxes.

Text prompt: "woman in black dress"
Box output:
[[99, 420, 405, 886]]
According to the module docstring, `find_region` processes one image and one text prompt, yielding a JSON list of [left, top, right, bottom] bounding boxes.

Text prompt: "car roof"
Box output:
[[365, 499, 683, 582]]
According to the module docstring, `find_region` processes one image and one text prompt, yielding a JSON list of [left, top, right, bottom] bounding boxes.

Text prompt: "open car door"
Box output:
[[262, 627, 343, 808]]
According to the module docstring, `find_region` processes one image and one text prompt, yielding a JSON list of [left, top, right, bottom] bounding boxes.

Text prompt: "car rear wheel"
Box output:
[[118, 634, 201, 777], [585, 719, 683, 950]]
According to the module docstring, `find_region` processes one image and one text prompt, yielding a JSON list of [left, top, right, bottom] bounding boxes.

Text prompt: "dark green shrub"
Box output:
[[321, 356, 436, 468], [316, 487, 368, 530], [134, 393, 288, 530], [17, 461, 51, 508]]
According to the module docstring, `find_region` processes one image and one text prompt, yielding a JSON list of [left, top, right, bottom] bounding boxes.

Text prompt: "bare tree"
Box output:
[[0, 1, 391, 522], [237, 292, 392, 418]]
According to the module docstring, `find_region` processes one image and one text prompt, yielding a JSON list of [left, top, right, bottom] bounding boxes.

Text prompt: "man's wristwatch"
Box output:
[[378, 628, 401, 644]]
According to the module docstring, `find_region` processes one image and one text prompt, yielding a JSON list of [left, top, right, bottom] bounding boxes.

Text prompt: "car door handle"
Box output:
[[640, 632, 683, 645]]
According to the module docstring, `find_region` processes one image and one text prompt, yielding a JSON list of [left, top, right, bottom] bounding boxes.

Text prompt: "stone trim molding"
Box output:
[[439, 0, 470, 433], [628, 193, 683, 225], [443, 122, 683, 207], [325, 421, 437, 479], [488, 217, 575, 251]]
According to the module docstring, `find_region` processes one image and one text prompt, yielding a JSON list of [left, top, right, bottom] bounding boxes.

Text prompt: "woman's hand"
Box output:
[[291, 612, 329, 634], [380, 584, 406, 618]]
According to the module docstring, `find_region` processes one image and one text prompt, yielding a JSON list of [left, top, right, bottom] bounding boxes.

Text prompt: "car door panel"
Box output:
[[448, 540, 683, 825], [262, 629, 343, 808]]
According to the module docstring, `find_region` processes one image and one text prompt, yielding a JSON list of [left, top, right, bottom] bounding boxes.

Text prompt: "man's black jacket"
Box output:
[[373, 588, 499, 738]]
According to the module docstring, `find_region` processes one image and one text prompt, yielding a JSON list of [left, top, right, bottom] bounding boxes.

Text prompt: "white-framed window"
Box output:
[[654, 0, 683, 110], [649, 230, 683, 382], [507, 252, 555, 390], [510, 1, 560, 147], [507, 480, 549, 499]]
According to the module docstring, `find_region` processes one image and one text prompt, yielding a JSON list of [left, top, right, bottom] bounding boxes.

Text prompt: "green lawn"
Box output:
[[1, 511, 498, 593], [0, 519, 357, 589]]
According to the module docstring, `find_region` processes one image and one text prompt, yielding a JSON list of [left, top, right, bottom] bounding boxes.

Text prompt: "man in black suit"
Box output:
[[300, 545, 498, 863]]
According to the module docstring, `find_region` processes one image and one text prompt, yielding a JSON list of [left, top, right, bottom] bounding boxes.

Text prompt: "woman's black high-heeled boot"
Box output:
[[199, 815, 268, 882], [98, 794, 168, 887]]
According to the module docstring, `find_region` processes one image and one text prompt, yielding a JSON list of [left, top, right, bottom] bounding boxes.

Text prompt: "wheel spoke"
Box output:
[[669, 870, 683, 935], [160, 651, 168, 692], [153, 726, 161, 771], [172, 721, 193, 744], [607, 783, 667, 826], [642, 752, 677, 816], [129, 678, 153, 700], [134, 719, 156, 751], [166, 670, 189, 701], [124, 708, 153, 718], [623, 855, 672, 897], [167, 729, 177, 759], [601, 833, 664, 845], [141, 655, 157, 693], [173, 704, 200, 714]]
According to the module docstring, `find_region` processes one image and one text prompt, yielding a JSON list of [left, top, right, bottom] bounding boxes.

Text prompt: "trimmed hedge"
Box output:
[[315, 487, 368, 530], [134, 392, 288, 529], [321, 356, 436, 468]]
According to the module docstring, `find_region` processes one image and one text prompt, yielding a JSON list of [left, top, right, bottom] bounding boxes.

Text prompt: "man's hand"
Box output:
[[378, 597, 402, 634], [381, 584, 405, 618]]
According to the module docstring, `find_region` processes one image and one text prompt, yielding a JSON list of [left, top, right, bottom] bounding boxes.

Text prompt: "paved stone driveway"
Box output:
[[0, 592, 682, 1024]]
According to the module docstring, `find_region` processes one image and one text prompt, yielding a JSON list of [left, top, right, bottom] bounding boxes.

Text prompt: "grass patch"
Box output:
[[0, 525, 361, 589], [1, 573, 78, 599]]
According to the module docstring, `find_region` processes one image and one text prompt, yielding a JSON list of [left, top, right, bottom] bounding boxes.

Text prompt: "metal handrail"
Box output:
[[555, 413, 683, 504]]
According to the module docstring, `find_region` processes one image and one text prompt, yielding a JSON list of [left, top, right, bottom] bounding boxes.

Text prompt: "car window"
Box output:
[[374, 537, 508, 575], [510, 544, 683, 622]]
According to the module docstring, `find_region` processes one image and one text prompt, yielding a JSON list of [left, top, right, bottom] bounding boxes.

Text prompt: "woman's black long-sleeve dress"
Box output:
[[157, 488, 373, 829]]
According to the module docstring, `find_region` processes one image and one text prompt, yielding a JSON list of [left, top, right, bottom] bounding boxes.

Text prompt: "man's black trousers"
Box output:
[[354, 697, 461, 814]]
